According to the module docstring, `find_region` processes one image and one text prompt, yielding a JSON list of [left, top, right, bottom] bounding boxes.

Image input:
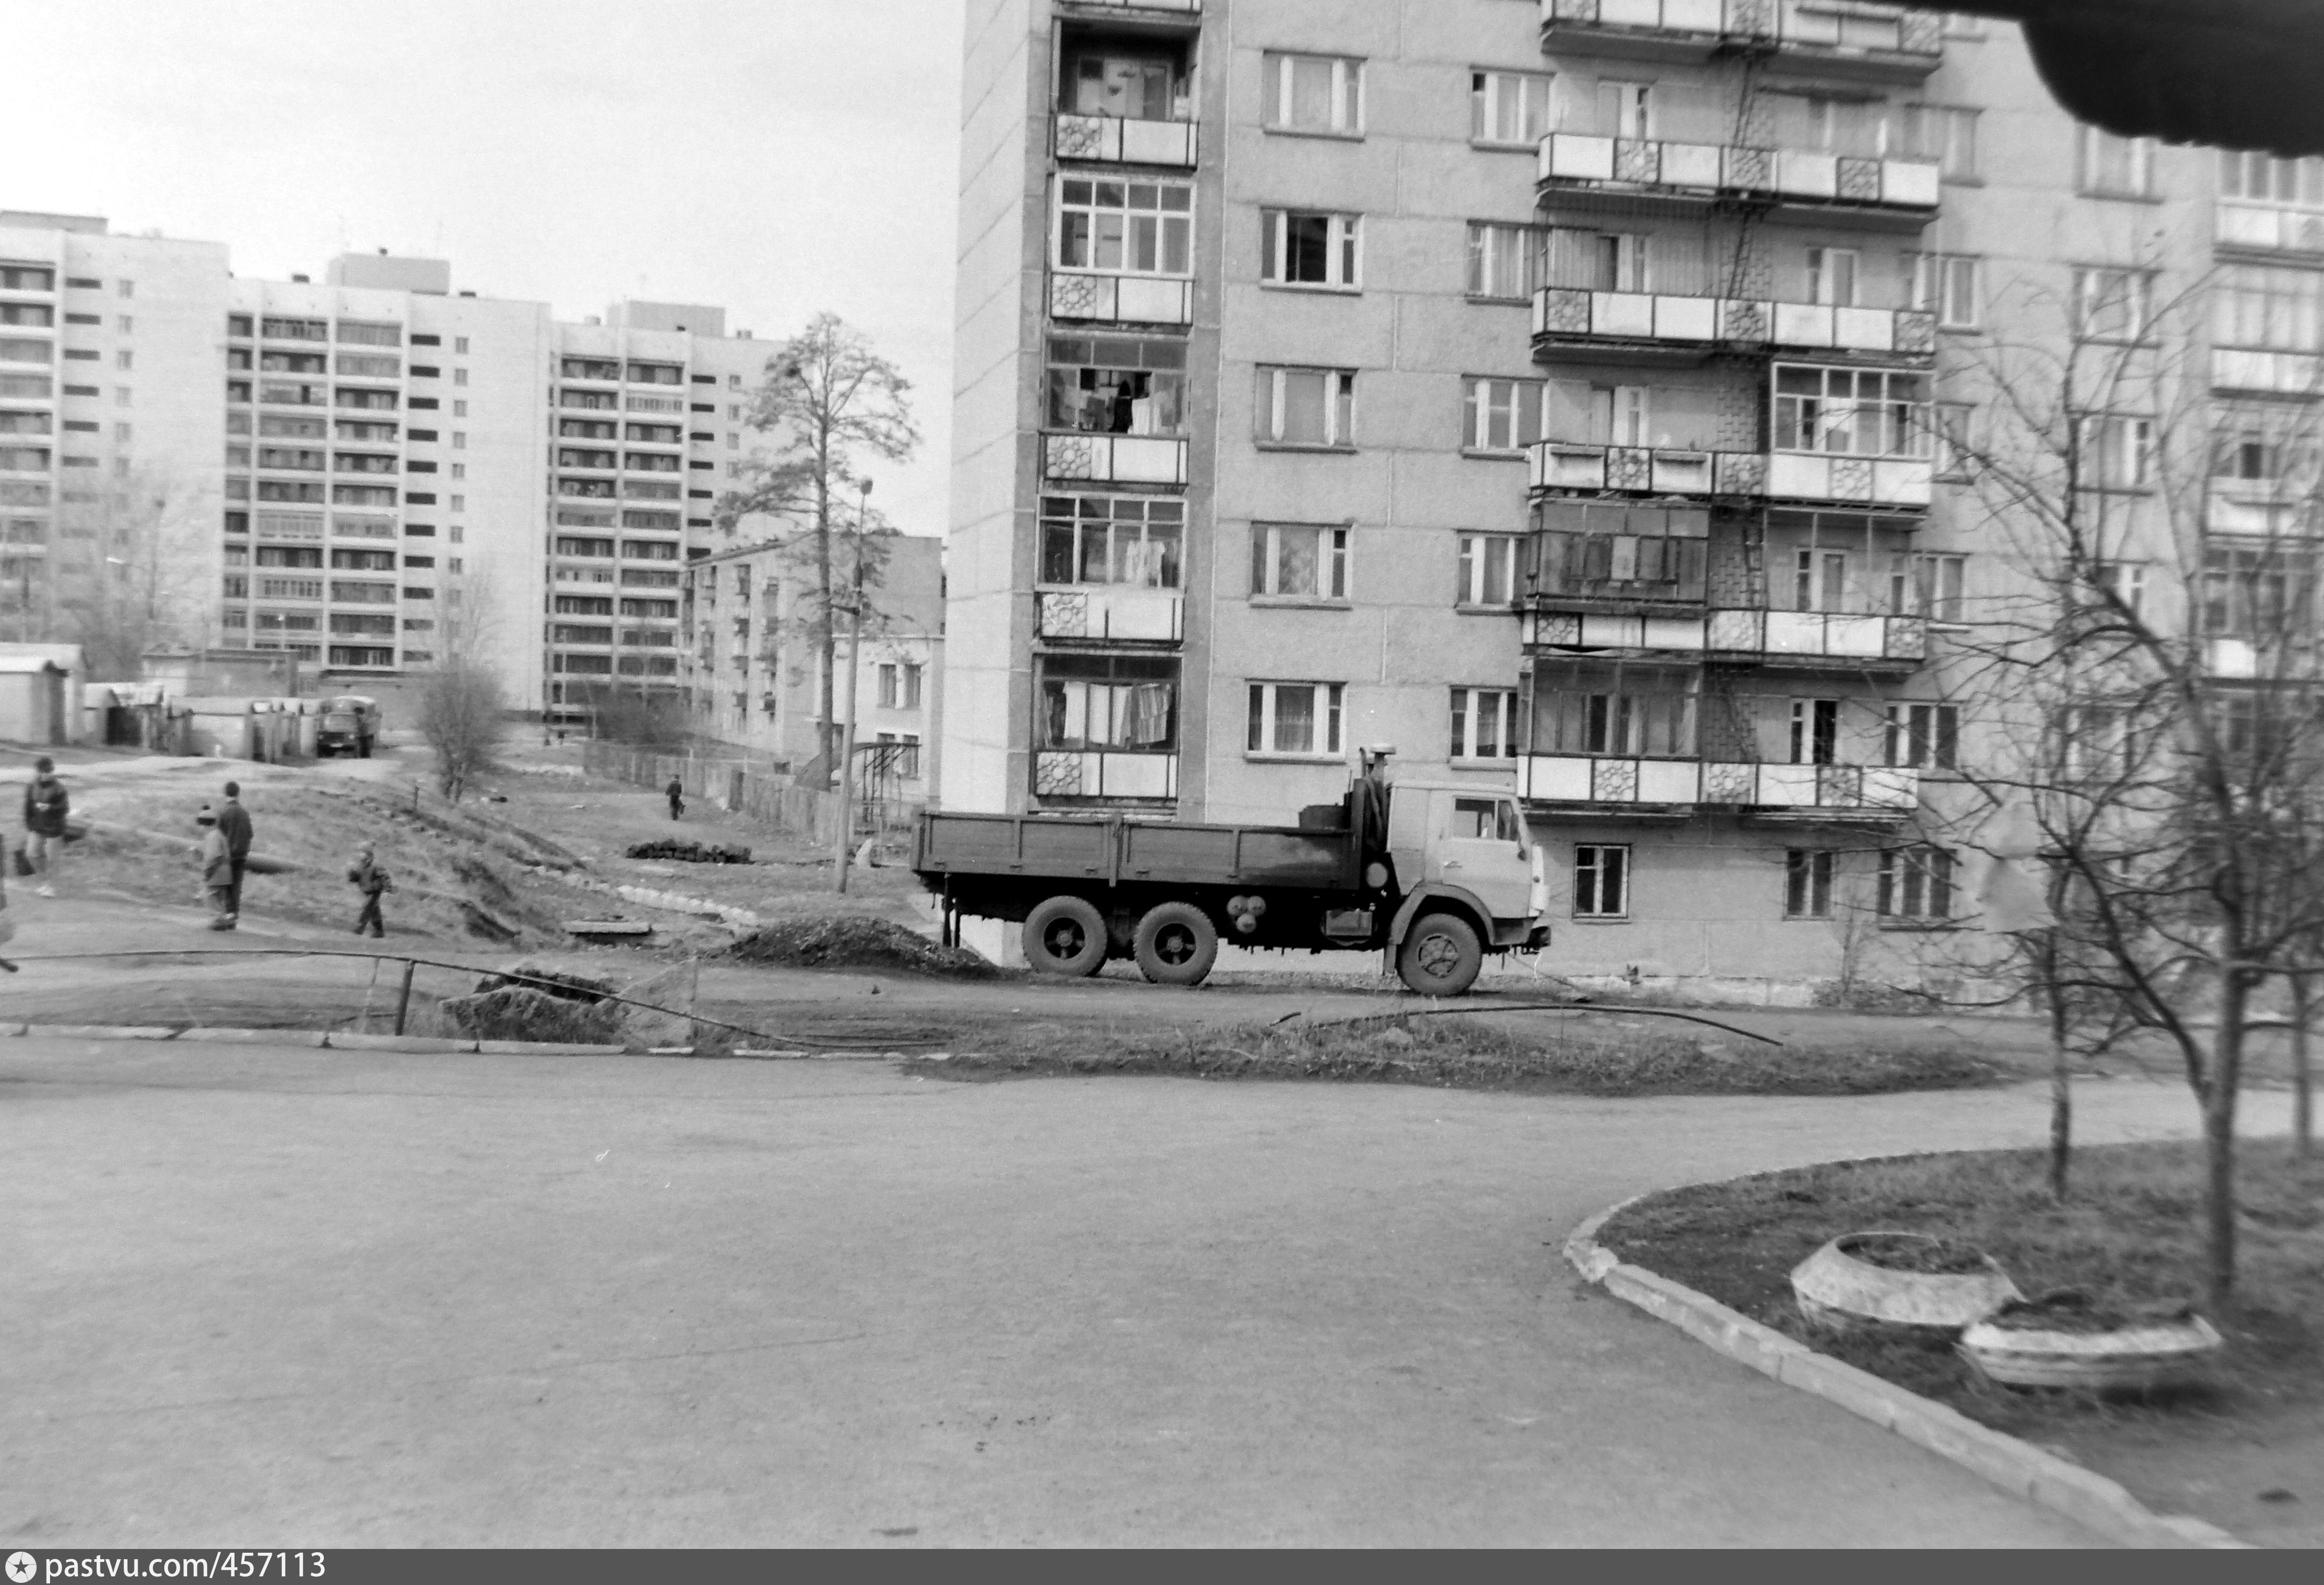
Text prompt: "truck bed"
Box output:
[[916, 811, 1356, 892]]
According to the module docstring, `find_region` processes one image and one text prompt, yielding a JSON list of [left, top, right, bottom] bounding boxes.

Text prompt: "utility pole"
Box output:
[[833, 478, 872, 894]]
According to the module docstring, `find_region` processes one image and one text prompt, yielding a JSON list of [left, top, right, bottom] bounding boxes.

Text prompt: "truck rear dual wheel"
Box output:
[[1397, 912, 1483, 998], [1023, 894, 1108, 977], [1133, 901, 1218, 987]]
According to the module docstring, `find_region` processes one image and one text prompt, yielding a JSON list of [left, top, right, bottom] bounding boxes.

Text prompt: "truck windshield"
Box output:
[[1452, 797, 1524, 844]]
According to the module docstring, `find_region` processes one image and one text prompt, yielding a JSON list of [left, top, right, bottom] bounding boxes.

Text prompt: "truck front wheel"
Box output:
[[1132, 901, 1217, 987], [1397, 913, 1483, 997], [1023, 895, 1108, 977]]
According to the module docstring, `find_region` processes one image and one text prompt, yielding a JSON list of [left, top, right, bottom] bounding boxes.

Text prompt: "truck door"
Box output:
[[1434, 793, 1535, 926]]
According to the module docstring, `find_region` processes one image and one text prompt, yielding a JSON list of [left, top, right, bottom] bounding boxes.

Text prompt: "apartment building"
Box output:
[[682, 532, 945, 800], [947, 1, 2293, 997]]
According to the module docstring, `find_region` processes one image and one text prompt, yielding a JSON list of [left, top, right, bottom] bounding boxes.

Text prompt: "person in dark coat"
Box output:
[[665, 777, 685, 821], [215, 780, 253, 927], [348, 842, 391, 938], [22, 756, 68, 898]]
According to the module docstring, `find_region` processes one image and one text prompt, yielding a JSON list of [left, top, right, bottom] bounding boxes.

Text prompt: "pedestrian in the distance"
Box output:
[[216, 779, 253, 929], [348, 842, 391, 938], [22, 756, 68, 898], [194, 805, 233, 930], [665, 776, 685, 821]]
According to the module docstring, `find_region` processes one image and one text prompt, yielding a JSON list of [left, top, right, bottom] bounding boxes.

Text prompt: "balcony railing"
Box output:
[[2212, 347, 2324, 397], [1035, 750, 1179, 801], [1521, 606, 1927, 663], [1517, 753, 1919, 812], [2216, 202, 2324, 258], [1538, 133, 1940, 214], [1533, 286, 1936, 357], [1529, 440, 1932, 508], [1037, 586, 1185, 643], [1054, 115, 1198, 168], [1541, 1, 1943, 75], [2208, 478, 2321, 536], [1043, 432, 1188, 485], [1062, 0, 1199, 11], [1049, 272, 1194, 326]]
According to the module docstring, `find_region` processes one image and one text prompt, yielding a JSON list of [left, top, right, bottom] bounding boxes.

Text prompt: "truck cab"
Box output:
[[1384, 783, 1549, 953], [317, 695, 380, 758]]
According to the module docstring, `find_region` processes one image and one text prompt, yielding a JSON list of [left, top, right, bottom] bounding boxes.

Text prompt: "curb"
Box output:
[[4, 1026, 622, 1057], [1562, 1197, 2254, 1550]]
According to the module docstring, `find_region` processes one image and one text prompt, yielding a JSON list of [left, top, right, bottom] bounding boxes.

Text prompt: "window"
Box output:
[[1251, 523, 1349, 600], [1038, 652, 1179, 753], [1247, 681, 1344, 757], [1878, 847, 1955, 920], [1597, 81, 1654, 140], [2219, 150, 2324, 207], [1790, 699, 1839, 765], [2073, 268, 2152, 343], [455, 337, 469, 354], [2077, 126, 2156, 197], [1056, 178, 1193, 276], [1256, 367, 1356, 447], [1785, 851, 1836, 920], [1260, 210, 1361, 289], [114, 422, 131, 443], [1794, 549, 1849, 613], [1262, 52, 1362, 136], [0, 304, 55, 327], [336, 321, 401, 347], [2212, 265, 2324, 352], [2074, 414, 2154, 489], [1574, 845, 1629, 920], [116, 316, 133, 335], [1907, 253, 1981, 328], [454, 368, 467, 386], [1450, 687, 1518, 761], [1895, 553, 1966, 622], [1457, 533, 1520, 607], [878, 664, 899, 708], [1902, 104, 1980, 178], [1772, 366, 1930, 457], [117, 280, 133, 300], [2201, 541, 2317, 637], [454, 401, 467, 417], [1884, 702, 1960, 770], [2064, 704, 2134, 780], [1039, 494, 1182, 587], [115, 351, 132, 371], [1045, 335, 1185, 435], [1465, 222, 1548, 300], [1471, 70, 1552, 145], [1462, 376, 1546, 453], [2094, 560, 2147, 619], [0, 265, 55, 292], [1933, 402, 1975, 477], [1529, 664, 1696, 757], [903, 663, 923, 709]]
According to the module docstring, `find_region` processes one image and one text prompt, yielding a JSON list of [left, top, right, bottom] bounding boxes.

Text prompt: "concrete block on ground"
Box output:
[[176, 1027, 328, 1048], [324, 1033, 478, 1053], [25, 1025, 180, 1041], [1887, 1399, 2038, 1501], [476, 1040, 627, 1055], [0, 1022, 25, 1036]]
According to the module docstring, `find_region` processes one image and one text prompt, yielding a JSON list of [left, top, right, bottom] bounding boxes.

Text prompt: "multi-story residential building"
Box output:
[[681, 532, 945, 800], [945, 2, 2298, 997]]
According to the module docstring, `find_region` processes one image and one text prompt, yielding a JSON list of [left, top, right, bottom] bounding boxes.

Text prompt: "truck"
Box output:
[[316, 695, 381, 758], [913, 751, 1549, 996]]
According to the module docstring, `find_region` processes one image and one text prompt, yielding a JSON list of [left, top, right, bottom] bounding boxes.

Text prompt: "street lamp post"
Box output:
[[833, 478, 872, 894]]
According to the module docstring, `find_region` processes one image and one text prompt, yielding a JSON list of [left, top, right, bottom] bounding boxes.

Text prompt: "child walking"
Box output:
[[195, 805, 233, 930], [348, 842, 391, 938]]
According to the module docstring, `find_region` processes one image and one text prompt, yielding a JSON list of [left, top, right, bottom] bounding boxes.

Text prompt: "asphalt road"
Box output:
[[3, 1038, 2273, 1547]]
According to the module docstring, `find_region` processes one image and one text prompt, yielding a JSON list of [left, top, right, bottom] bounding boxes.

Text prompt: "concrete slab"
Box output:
[[321, 1033, 476, 1053], [22, 1024, 178, 1040]]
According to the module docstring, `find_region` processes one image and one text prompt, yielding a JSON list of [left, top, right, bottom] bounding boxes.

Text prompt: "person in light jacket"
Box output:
[[348, 842, 391, 939], [194, 806, 233, 930]]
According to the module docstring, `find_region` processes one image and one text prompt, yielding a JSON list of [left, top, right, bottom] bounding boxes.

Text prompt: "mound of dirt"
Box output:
[[438, 985, 626, 1045], [727, 916, 1004, 978], [627, 839, 752, 864], [478, 964, 615, 1003]]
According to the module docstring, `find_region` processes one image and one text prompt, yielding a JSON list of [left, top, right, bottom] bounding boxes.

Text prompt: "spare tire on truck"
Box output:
[[1023, 894, 1108, 977], [1396, 912, 1483, 997], [1132, 900, 1217, 987]]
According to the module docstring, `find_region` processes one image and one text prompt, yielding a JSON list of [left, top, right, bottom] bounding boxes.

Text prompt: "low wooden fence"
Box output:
[[581, 742, 919, 849]]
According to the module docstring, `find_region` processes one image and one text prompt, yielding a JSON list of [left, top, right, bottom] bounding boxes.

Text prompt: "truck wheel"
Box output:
[[1397, 913, 1483, 998], [358, 738, 373, 758], [1023, 895, 1107, 977], [1132, 901, 1217, 987]]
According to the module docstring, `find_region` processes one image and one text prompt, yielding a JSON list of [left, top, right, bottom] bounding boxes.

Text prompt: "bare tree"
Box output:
[[416, 568, 504, 802], [52, 464, 211, 675], [716, 314, 919, 785]]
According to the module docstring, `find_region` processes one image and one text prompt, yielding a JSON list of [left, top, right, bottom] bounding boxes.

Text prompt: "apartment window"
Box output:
[[1784, 851, 1836, 920], [2219, 150, 2324, 207], [1884, 702, 1960, 770], [1895, 553, 1966, 622], [2077, 126, 2156, 198], [1465, 222, 1547, 300], [1251, 523, 1349, 600], [878, 663, 899, 708], [2094, 560, 2148, 619], [902, 663, 923, 709], [1449, 687, 1518, 762], [1457, 533, 1520, 607], [449, 526, 464, 543], [2074, 414, 2154, 490], [1878, 847, 1955, 921], [1790, 549, 1848, 614], [1262, 52, 1362, 136], [1806, 247, 1858, 307], [1256, 367, 1355, 447], [337, 321, 401, 347], [2073, 268, 2153, 343], [1933, 402, 1975, 478], [454, 401, 467, 417], [1902, 105, 1980, 178], [114, 423, 131, 443], [454, 337, 469, 354], [454, 368, 468, 386], [449, 495, 464, 511], [1038, 652, 1179, 754], [2201, 542, 2316, 637], [449, 464, 466, 480], [115, 351, 133, 371], [1907, 253, 1981, 329], [117, 280, 133, 300], [1260, 210, 1361, 289], [1462, 376, 1546, 453], [1471, 70, 1552, 146], [1039, 494, 1182, 587], [1773, 366, 1931, 457], [1573, 845, 1629, 920], [449, 559, 463, 573], [2212, 265, 2324, 352], [1789, 699, 1839, 765], [1597, 81, 1654, 141], [1045, 335, 1185, 435], [1247, 680, 1344, 757], [1056, 178, 1193, 276], [0, 266, 55, 292]]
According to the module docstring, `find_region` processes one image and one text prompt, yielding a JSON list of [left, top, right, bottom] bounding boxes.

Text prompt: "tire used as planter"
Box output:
[[1395, 912, 1483, 997], [1791, 1232, 2021, 1342], [1132, 901, 1218, 987], [1023, 894, 1108, 978], [1960, 1293, 2224, 1394]]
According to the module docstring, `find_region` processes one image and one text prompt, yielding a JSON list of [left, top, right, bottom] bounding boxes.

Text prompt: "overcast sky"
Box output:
[[7, 0, 966, 536]]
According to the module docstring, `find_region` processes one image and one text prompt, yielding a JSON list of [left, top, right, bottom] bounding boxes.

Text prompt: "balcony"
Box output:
[[1035, 749, 1178, 801], [1054, 115, 1198, 168], [1521, 606, 1926, 666], [1037, 586, 1185, 643], [1537, 134, 1940, 220], [1043, 432, 1188, 485], [2212, 347, 2323, 398], [1529, 440, 1932, 508], [1540, 1, 1943, 80], [1050, 272, 1193, 326], [1532, 286, 1935, 359], [2216, 202, 2324, 260], [2209, 477, 2321, 536], [1517, 754, 1918, 815], [1058, 0, 1199, 15]]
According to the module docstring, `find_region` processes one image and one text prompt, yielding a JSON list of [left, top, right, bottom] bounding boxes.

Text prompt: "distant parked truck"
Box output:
[[316, 695, 381, 758], [913, 750, 1549, 996]]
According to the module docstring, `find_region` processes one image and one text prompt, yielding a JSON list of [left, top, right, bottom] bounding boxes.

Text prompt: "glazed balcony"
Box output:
[[2208, 477, 2322, 536], [1517, 753, 1919, 815], [1540, 1, 1943, 80], [1049, 272, 1194, 326], [2212, 346, 2324, 399], [1532, 286, 1936, 360], [1036, 585, 1186, 644], [1035, 749, 1179, 802], [1054, 115, 1198, 169], [1042, 431, 1188, 486], [2215, 202, 2324, 260], [1059, 0, 1200, 15], [1528, 440, 1932, 509], [1520, 606, 1928, 669], [1537, 133, 1939, 221]]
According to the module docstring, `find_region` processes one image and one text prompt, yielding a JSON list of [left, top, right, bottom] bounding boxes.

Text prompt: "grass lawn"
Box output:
[[1598, 1136, 2324, 1546]]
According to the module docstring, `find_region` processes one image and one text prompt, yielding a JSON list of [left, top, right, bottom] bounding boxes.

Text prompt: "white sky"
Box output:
[[5, 0, 967, 536]]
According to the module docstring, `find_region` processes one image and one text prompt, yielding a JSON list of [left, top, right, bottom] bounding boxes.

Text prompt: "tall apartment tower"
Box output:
[[945, 1, 2276, 996]]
